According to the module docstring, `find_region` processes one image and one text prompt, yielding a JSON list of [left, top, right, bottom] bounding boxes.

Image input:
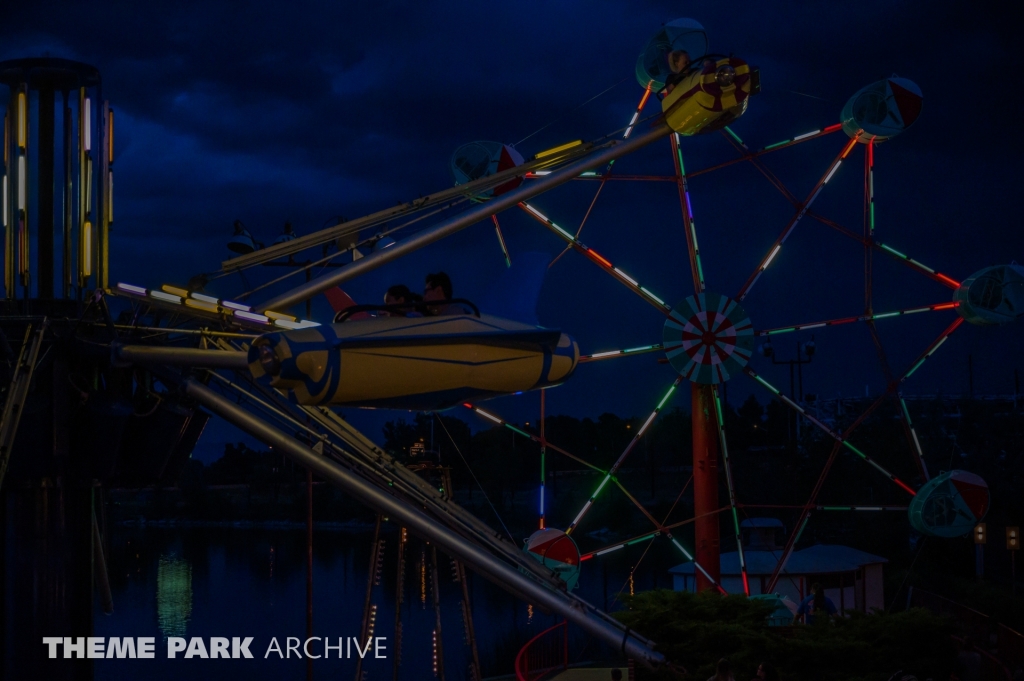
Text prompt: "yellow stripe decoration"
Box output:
[[534, 140, 583, 159]]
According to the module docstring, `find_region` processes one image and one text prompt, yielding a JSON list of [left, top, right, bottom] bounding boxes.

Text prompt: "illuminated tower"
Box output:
[[0, 58, 112, 302]]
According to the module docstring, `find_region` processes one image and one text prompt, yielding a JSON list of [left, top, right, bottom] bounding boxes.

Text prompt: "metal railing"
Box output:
[[515, 620, 568, 681]]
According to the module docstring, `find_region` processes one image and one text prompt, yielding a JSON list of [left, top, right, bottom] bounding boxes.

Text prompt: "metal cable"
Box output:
[[432, 412, 516, 544]]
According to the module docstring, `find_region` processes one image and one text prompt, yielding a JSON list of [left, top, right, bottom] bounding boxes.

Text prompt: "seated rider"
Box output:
[[423, 271, 464, 316], [382, 284, 423, 317], [661, 49, 691, 96]]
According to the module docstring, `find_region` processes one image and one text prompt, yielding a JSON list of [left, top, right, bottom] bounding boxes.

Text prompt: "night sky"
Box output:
[[4, 2, 1023, 460]]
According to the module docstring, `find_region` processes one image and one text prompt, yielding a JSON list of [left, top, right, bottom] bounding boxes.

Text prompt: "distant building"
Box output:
[[669, 518, 887, 613]]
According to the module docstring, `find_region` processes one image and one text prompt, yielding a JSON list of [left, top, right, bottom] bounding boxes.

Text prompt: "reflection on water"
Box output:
[[95, 525, 674, 680], [156, 555, 193, 638]]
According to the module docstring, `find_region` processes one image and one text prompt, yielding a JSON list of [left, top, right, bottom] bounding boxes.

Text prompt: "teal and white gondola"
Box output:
[[908, 470, 989, 538], [450, 141, 525, 202]]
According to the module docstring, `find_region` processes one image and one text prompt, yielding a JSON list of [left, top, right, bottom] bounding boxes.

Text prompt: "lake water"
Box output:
[[93, 524, 676, 680]]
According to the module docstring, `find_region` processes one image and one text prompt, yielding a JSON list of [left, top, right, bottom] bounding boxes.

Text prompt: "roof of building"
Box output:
[[669, 544, 888, 577]]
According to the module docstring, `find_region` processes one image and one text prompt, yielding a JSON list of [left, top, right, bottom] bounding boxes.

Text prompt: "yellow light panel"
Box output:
[[161, 284, 189, 297], [534, 140, 583, 159]]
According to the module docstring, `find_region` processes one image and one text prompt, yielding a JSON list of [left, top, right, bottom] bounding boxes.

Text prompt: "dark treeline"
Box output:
[[111, 393, 1024, 627], [158, 393, 1022, 561]]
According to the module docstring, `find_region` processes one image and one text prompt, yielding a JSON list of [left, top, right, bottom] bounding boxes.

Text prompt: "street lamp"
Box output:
[[768, 336, 817, 452]]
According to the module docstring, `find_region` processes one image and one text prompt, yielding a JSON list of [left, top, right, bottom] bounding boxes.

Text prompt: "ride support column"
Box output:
[[691, 382, 720, 591]]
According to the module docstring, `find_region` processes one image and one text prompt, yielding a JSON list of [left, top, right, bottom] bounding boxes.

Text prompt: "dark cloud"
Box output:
[[3, 0, 1023, 445]]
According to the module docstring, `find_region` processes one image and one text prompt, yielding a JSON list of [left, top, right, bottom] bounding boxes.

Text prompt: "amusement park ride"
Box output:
[[1, 16, 1022, 678]]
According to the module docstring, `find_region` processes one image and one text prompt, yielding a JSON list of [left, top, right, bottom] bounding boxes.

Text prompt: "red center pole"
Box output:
[[691, 383, 721, 591], [673, 133, 722, 593]]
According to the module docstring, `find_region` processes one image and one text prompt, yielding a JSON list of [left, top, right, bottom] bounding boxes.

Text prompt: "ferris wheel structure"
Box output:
[[455, 20, 1011, 598]]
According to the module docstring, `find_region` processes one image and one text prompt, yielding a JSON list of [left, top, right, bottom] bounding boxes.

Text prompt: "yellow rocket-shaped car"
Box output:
[[661, 55, 756, 136], [249, 310, 578, 410]]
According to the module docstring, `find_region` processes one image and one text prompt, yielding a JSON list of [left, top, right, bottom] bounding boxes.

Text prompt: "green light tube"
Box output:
[[750, 371, 781, 395], [640, 287, 666, 306], [657, 384, 677, 410], [551, 223, 574, 241], [841, 441, 868, 460], [674, 133, 686, 173], [724, 126, 745, 146], [879, 243, 907, 259], [504, 423, 531, 438], [794, 513, 811, 544], [905, 357, 928, 378], [627, 533, 658, 546]]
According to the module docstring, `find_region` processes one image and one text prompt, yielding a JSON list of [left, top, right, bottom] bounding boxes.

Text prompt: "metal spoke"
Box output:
[[736, 135, 862, 302]]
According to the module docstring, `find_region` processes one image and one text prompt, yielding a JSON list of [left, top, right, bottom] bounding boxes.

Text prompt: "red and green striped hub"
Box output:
[[663, 292, 754, 384]]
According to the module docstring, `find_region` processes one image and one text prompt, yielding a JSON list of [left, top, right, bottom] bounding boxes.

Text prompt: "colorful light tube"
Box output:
[[712, 384, 749, 595], [903, 318, 964, 380], [874, 241, 960, 288], [671, 133, 705, 292], [235, 310, 270, 324], [762, 123, 843, 151], [756, 301, 960, 336], [16, 92, 26, 148], [81, 220, 92, 277], [17, 157, 25, 212], [580, 532, 659, 561], [744, 367, 916, 496], [566, 377, 682, 534], [265, 310, 298, 322], [737, 135, 861, 302], [765, 513, 813, 594], [897, 393, 929, 481], [535, 140, 583, 159], [623, 86, 653, 140], [149, 290, 181, 304], [519, 201, 673, 316], [113, 281, 320, 329], [579, 344, 662, 363], [668, 535, 727, 595], [491, 215, 511, 268], [867, 140, 875, 235], [161, 284, 189, 297], [83, 98, 91, 151]]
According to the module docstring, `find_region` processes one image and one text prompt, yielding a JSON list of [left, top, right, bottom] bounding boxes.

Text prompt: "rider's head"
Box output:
[[668, 50, 690, 74], [383, 284, 412, 316], [424, 272, 452, 302]]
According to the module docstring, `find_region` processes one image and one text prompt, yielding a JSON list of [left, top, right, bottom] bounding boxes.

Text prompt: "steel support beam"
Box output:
[[182, 378, 665, 667], [257, 122, 673, 313], [114, 344, 248, 370]]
